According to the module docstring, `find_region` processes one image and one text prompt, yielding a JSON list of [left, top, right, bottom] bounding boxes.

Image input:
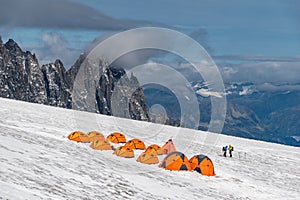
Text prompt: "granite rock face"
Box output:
[[41, 59, 72, 108], [0, 37, 149, 121], [0, 38, 47, 104]]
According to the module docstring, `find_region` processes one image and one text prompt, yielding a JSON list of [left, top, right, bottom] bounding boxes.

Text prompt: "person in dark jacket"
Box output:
[[222, 146, 228, 157]]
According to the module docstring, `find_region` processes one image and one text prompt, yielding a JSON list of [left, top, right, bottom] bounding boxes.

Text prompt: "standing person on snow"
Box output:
[[228, 144, 234, 157], [222, 146, 228, 157]]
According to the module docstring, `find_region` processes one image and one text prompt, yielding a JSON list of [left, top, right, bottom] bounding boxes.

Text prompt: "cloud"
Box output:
[[256, 83, 300, 92], [86, 27, 212, 77], [214, 55, 300, 63], [0, 0, 140, 30], [219, 60, 300, 85], [85, 28, 183, 71], [213, 55, 300, 92], [32, 33, 81, 67], [163, 54, 300, 92]]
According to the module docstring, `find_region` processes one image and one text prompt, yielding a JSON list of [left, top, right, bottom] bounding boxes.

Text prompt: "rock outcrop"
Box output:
[[0, 37, 149, 121]]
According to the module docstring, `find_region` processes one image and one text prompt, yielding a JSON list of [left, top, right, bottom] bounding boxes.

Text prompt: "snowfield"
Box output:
[[0, 98, 299, 200]]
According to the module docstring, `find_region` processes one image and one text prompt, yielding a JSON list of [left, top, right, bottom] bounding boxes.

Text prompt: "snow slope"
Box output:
[[0, 98, 299, 200]]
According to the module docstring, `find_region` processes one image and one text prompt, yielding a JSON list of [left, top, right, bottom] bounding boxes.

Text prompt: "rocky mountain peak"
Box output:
[[66, 53, 86, 90], [54, 59, 64, 67], [41, 59, 71, 108], [0, 38, 47, 104], [0, 37, 149, 122], [129, 72, 139, 86], [5, 39, 23, 56]]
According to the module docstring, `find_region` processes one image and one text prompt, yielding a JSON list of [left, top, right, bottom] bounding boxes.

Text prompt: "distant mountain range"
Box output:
[[195, 82, 300, 146], [143, 76, 300, 146], [1, 36, 299, 147]]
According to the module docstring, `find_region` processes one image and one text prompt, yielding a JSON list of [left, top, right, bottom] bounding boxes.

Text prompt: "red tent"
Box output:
[[161, 139, 176, 154]]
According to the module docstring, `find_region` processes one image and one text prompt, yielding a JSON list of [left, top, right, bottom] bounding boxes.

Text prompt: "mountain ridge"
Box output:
[[0, 37, 149, 121]]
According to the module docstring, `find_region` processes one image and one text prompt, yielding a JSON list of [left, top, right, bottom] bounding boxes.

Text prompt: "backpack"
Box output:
[[222, 146, 227, 151]]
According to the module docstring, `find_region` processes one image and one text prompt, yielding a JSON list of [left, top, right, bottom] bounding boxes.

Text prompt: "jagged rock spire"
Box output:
[[5, 39, 23, 54], [0, 38, 149, 121]]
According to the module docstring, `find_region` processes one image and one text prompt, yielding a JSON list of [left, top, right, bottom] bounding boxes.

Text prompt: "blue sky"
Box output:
[[76, 0, 300, 56], [1, 0, 300, 86]]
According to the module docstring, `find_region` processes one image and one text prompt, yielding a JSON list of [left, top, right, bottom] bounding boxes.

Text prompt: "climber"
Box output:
[[222, 145, 228, 157], [228, 144, 234, 157]]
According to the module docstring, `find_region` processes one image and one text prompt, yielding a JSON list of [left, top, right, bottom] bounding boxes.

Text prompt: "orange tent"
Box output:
[[67, 131, 89, 143], [106, 132, 126, 144], [137, 152, 159, 164], [87, 131, 105, 142], [113, 146, 134, 158], [124, 139, 146, 150], [159, 151, 191, 171], [189, 155, 215, 176], [90, 139, 112, 150], [161, 139, 176, 154], [144, 144, 163, 155]]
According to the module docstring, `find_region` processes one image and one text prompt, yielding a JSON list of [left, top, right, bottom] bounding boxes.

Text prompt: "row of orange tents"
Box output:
[[67, 131, 215, 176]]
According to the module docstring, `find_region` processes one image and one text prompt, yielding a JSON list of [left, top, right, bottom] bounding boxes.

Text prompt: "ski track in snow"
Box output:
[[0, 98, 299, 200]]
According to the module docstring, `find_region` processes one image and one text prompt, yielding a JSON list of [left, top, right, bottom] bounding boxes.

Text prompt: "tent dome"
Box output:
[[159, 151, 191, 171], [113, 146, 134, 158], [124, 139, 146, 150], [87, 131, 105, 142], [161, 139, 176, 154], [67, 131, 89, 143], [189, 155, 215, 176], [144, 144, 163, 155], [137, 152, 159, 164], [106, 132, 126, 144], [90, 139, 112, 150]]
